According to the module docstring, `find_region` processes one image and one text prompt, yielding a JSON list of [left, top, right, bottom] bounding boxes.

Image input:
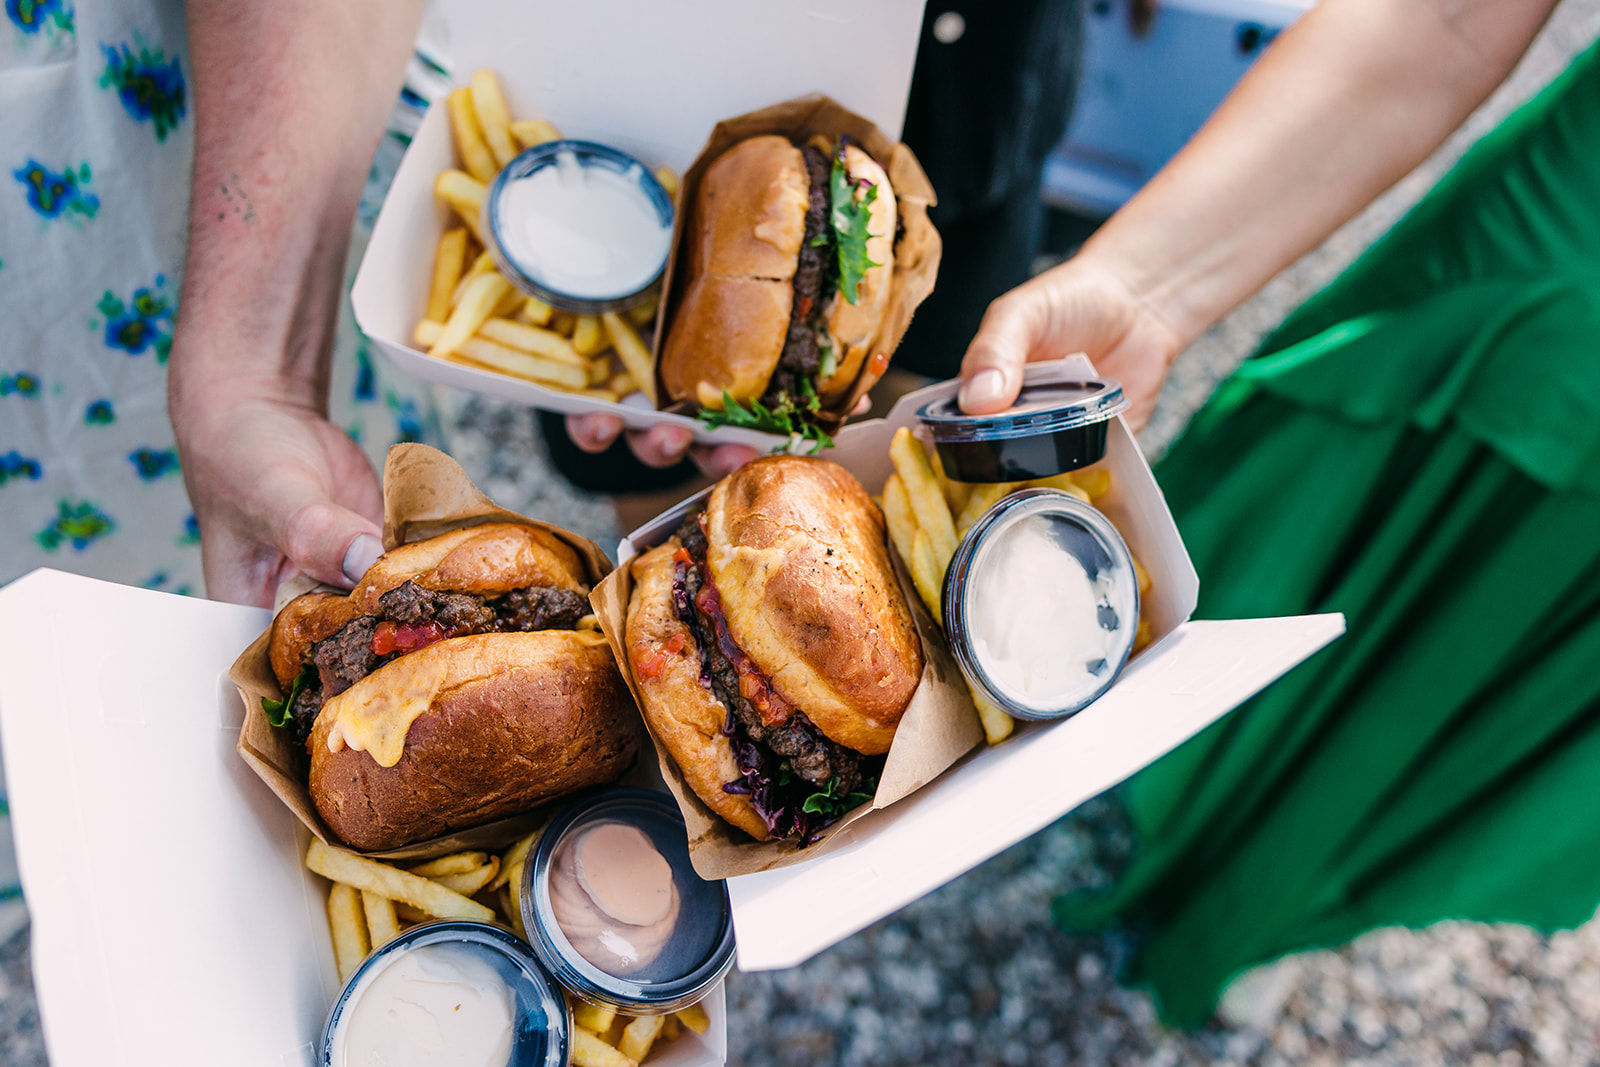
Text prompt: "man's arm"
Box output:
[[169, 0, 424, 605], [958, 0, 1559, 420]]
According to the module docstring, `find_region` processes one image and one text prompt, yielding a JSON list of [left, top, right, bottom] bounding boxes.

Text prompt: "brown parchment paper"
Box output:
[[230, 443, 629, 862], [590, 491, 983, 881], [651, 94, 942, 430]]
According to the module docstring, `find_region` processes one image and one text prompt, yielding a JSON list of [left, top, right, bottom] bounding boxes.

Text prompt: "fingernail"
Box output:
[[341, 533, 383, 586], [958, 368, 1007, 413], [648, 425, 692, 455]]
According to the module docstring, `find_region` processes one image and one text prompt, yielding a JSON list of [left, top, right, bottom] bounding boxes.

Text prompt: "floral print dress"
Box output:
[[0, 1, 449, 939]]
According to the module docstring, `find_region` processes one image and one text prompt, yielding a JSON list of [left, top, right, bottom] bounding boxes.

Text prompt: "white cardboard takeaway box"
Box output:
[[0, 572, 727, 1067], [614, 359, 1346, 970], [352, 0, 928, 448]]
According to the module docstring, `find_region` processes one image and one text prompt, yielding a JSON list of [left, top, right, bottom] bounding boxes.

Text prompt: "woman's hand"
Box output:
[[171, 381, 384, 608], [957, 256, 1184, 429], [564, 414, 759, 480]]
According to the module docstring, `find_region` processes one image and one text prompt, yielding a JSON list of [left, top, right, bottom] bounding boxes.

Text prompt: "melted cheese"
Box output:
[[323, 630, 609, 768]]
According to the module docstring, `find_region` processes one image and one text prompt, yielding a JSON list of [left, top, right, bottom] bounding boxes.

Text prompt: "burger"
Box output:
[[264, 522, 638, 851], [660, 134, 898, 442], [624, 456, 923, 843]]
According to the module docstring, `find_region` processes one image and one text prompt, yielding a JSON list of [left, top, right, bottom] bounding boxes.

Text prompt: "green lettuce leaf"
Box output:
[[829, 148, 881, 306], [800, 774, 877, 819], [261, 665, 314, 729], [697, 389, 834, 454]]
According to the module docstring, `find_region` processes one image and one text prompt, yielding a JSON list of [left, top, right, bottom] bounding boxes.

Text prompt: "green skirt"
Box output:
[[1057, 45, 1600, 1025]]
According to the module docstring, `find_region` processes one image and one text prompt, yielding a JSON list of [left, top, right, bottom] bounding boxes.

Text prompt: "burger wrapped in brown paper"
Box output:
[[232, 445, 639, 858], [654, 95, 940, 444]]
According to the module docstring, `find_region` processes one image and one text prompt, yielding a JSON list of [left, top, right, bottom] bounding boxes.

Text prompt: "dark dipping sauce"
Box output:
[[917, 379, 1129, 483]]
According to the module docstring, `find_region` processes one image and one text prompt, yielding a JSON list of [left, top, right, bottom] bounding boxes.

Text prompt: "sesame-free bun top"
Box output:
[[705, 456, 921, 754], [267, 523, 588, 689]]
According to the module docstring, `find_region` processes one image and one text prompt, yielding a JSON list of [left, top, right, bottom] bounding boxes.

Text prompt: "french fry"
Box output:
[[447, 87, 497, 182], [306, 841, 495, 922], [890, 428, 957, 568], [928, 448, 971, 516], [361, 890, 401, 950], [573, 1001, 618, 1034], [426, 228, 468, 323], [430, 272, 513, 359], [1023, 472, 1091, 503], [510, 118, 562, 149], [970, 686, 1015, 745], [955, 481, 1017, 537], [449, 338, 592, 390], [572, 1028, 635, 1067], [493, 285, 525, 317], [1133, 617, 1153, 653], [327, 883, 370, 983], [1133, 555, 1152, 597], [572, 315, 606, 356], [549, 311, 576, 336], [619, 1015, 665, 1063], [624, 294, 659, 327], [470, 69, 518, 168], [490, 829, 543, 890], [662, 1016, 682, 1041], [881, 474, 919, 572], [601, 312, 656, 404], [909, 529, 943, 624], [588, 358, 611, 386], [576, 614, 601, 631], [408, 852, 488, 878], [673, 1002, 711, 1036], [520, 296, 555, 326], [475, 317, 587, 367], [1073, 465, 1112, 500], [504, 888, 528, 939], [654, 165, 681, 199], [450, 250, 496, 307], [394, 902, 429, 924], [603, 1017, 629, 1049], [573, 387, 621, 402], [434, 169, 488, 244], [432, 857, 499, 897]]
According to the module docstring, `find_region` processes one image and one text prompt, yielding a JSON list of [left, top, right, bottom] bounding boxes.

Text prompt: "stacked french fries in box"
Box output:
[[419, 69, 675, 405], [307, 834, 707, 1066], [880, 428, 1154, 745]]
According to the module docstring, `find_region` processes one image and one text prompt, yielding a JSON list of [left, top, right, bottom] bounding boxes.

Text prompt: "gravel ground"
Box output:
[[2, 5, 1598, 1065]]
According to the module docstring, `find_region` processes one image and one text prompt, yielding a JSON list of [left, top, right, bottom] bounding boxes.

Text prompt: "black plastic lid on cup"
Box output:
[[521, 789, 735, 1015], [321, 920, 569, 1067], [483, 139, 674, 314], [917, 378, 1129, 482]]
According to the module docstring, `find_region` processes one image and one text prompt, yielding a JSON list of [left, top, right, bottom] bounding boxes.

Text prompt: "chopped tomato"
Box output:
[[867, 350, 890, 377], [672, 546, 693, 565], [665, 631, 688, 656], [372, 620, 446, 656]]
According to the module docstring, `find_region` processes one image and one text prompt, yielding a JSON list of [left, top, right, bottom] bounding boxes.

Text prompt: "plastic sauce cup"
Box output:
[[917, 378, 1129, 483]]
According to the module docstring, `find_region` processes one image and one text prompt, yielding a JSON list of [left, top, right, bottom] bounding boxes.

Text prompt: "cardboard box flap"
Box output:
[[728, 612, 1347, 972], [0, 570, 326, 1067], [0, 568, 729, 1066], [442, 0, 928, 173]]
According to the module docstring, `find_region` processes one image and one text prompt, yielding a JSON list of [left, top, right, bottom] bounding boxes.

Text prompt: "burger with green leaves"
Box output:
[[660, 134, 898, 449]]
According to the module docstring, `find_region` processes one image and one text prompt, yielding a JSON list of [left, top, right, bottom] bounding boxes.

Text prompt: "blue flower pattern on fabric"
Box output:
[[1, 373, 40, 398], [179, 512, 200, 546], [0, 451, 43, 486], [389, 393, 425, 445], [142, 571, 193, 597], [85, 399, 114, 424], [128, 447, 178, 480], [98, 275, 175, 360], [37, 499, 114, 551], [99, 40, 185, 141], [354, 342, 378, 402], [6, 0, 72, 36], [15, 160, 98, 221]]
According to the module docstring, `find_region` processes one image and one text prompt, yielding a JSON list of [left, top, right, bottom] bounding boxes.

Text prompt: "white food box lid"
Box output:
[[353, 0, 929, 447], [0, 572, 727, 1066], [613, 356, 1345, 971]]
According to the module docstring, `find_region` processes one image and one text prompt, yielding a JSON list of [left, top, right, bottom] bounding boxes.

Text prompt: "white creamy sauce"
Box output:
[[969, 515, 1119, 708], [495, 151, 669, 299], [337, 943, 515, 1067]]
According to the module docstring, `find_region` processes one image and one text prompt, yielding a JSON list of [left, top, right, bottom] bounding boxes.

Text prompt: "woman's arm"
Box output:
[[958, 0, 1559, 421], [169, 0, 423, 605]]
